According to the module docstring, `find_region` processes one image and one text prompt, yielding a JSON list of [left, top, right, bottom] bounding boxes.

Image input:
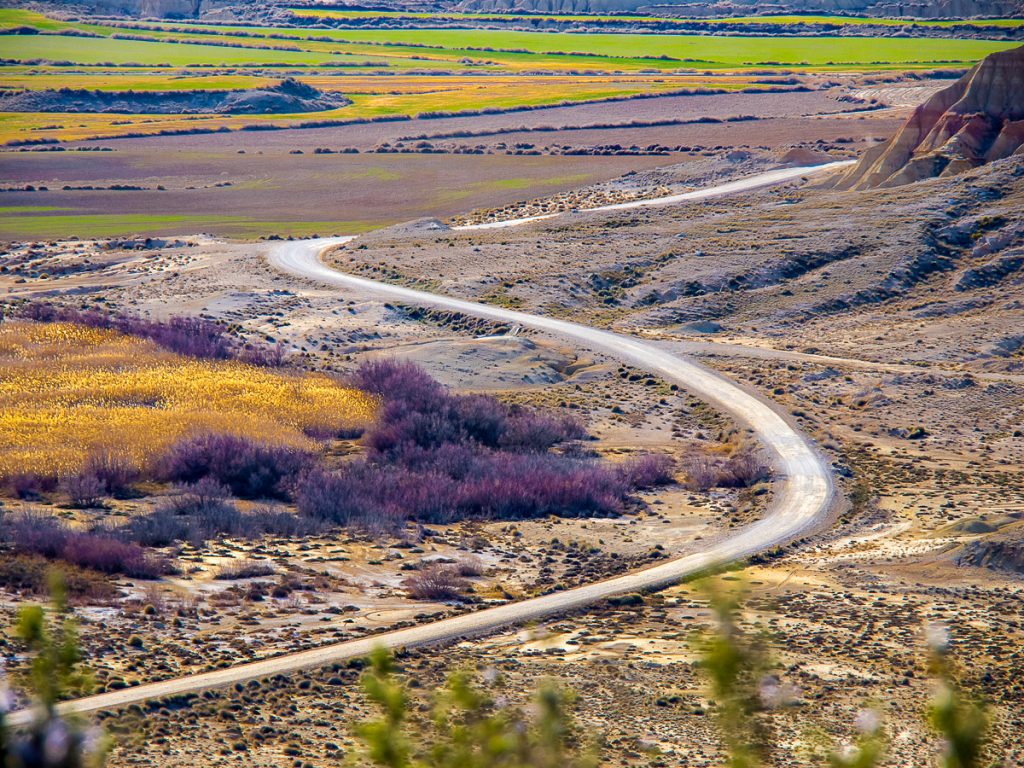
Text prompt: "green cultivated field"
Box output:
[[279, 28, 1010, 66], [288, 8, 1024, 28], [0, 10, 1015, 71], [0, 8, 1015, 169], [0, 34, 358, 66]]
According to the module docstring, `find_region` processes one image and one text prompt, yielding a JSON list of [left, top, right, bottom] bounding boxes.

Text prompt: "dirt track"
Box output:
[[7, 166, 840, 727]]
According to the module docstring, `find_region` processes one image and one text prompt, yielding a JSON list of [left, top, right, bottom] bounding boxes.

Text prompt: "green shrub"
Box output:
[[0, 573, 107, 767], [355, 647, 598, 768]]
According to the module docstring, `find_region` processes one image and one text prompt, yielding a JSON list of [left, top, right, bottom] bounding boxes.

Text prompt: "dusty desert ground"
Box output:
[[0, 72, 1021, 767]]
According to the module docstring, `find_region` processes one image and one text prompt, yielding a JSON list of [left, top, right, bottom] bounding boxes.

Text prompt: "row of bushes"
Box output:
[[0, 512, 168, 579], [293, 360, 670, 530], [13, 301, 285, 366]]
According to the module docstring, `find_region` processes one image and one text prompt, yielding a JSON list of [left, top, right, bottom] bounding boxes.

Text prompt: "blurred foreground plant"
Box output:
[[693, 575, 997, 768], [0, 573, 106, 768], [926, 625, 988, 768], [693, 577, 776, 768], [355, 647, 598, 768]]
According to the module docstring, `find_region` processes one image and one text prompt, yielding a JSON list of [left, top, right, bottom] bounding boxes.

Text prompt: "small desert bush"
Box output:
[[214, 559, 276, 580], [82, 450, 139, 498], [616, 453, 675, 489], [156, 433, 314, 499], [0, 512, 167, 579], [60, 470, 106, 508], [455, 555, 485, 577], [683, 447, 770, 491], [7, 472, 57, 501], [403, 563, 468, 601], [60, 447, 139, 508]]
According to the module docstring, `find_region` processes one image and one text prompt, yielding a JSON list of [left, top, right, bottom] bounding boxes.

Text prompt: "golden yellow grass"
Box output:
[[0, 321, 377, 478]]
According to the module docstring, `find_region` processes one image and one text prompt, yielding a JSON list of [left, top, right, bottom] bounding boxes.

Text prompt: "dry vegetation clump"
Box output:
[[295, 360, 665, 531], [682, 446, 770, 491], [0, 511, 168, 579], [214, 559, 276, 581], [404, 562, 470, 601], [0, 553, 117, 603], [0, 320, 377, 480]]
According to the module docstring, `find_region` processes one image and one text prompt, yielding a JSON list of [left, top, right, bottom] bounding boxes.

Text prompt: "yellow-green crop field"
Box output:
[[0, 8, 1016, 143]]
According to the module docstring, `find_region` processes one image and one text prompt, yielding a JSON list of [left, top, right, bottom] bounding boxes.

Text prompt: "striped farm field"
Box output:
[[287, 7, 1024, 28]]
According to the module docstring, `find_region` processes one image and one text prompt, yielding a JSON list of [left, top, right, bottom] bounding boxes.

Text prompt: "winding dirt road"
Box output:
[[8, 164, 840, 727], [453, 161, 854, 230]]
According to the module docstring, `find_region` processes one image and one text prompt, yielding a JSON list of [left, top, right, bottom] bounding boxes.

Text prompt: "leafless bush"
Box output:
[[215, 559, 276, 580], [682, 448, 770, 491], [60, 471, 105, 508], [682, 453, 720, 492], [456, 555, 484, 577], [719, 448, 771, 488], [84, 449, 139, 498], [617, 453, 675, 489], [404, 563, 468, 601]]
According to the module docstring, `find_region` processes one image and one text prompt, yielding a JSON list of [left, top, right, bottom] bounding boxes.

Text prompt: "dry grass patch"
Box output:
[[0, 320, 377, 479]]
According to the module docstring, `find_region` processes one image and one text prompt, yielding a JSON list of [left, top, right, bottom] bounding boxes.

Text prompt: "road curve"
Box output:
[[9, 165, 838, 727], [453, 161, 854, 230]]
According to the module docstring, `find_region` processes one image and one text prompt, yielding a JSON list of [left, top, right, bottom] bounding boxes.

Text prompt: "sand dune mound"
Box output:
[[829, 45, 1024, 190]]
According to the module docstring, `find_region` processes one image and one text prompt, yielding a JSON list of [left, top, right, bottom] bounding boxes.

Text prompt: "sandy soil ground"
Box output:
[[1, 76, 1021, 767]]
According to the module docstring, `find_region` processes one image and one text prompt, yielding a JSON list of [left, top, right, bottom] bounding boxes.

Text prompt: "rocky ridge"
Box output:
[[828, 45, 1024, 190], [0, 78, 351, 115]]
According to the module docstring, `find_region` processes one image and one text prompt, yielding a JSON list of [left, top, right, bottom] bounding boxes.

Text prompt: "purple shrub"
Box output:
[[61, 471, 106, 508], [498, 411, 586, 452], [123, 494, 318, 548], [124, 508, 192, 548], [246, 505, 324, 538], [3, 512, 69, 559], [129, 315, 234, 360], [61, 534, 166, 579], [16, 301, 285, 366], [356, 359, 586, 457], [404, 563, 468, 601], [7, 473, 56, 500], [289, 359, 629, 529], [84, 450, 139, 498], [617, 454, 676, 490], [353, 359, 444, 406], [296, 450, 625, 528], [450, 394, 508, 446], [1, 511, 166, 578], [157, 433, 313, 499]]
